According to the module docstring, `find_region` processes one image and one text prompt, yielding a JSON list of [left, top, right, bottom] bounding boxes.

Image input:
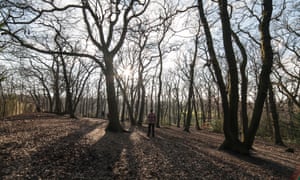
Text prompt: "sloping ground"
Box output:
[[0, 114, 299, 179]]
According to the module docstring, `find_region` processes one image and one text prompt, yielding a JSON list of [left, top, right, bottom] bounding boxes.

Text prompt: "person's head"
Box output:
[[150, 109, 153, 113]]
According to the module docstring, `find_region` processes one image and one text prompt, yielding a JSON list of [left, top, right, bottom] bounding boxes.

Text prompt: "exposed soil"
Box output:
[[0, 113, 299, 179]]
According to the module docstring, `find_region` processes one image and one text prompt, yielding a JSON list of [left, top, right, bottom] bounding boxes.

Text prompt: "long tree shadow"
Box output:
[[75, 131, 138, 179], [227, 151, 295, 177], [3, 119, 137, 179], [142, 127, 257, 179], [25, 120, 106, 178], [3, 120, 296, 179], [1, 118, 97, 178], [141, 126, 295, 179]]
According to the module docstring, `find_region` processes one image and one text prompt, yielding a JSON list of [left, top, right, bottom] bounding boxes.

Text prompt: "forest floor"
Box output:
[[0, 113, 299, 180]]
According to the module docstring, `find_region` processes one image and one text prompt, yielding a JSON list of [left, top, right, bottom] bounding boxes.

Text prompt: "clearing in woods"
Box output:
[[0, 113, 299, 179]]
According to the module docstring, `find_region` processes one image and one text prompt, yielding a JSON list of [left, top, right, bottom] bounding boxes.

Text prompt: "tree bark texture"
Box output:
[[104, 54, 124, 132], [245, 0, 274, 149], [268, 83, 285, 146]]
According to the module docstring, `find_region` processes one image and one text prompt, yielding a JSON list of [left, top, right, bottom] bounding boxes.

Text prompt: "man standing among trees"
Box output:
[[147, 109, 156, 137]]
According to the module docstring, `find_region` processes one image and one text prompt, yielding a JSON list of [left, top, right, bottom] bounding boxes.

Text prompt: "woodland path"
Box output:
[[0, 113, 299, 179]]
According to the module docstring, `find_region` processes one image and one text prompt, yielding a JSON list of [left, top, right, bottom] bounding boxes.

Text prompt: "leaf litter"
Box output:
[[0, 113, 299, 179]]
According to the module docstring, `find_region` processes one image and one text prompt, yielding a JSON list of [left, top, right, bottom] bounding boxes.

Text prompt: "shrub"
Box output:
[[210, 119, 223, 133]]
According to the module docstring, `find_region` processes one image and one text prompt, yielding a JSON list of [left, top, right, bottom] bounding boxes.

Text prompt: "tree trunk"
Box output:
[[193, 93, 201, 130], [134, 83, 140, 121], [197, 0, 231, 148], [184, 80, 194, 132], [183, 102, 188, 128], [168, 86, 172, 126], [195, 88, 206, 125], [218, 0, 240, 143], [232, 30, 248, 141], [200, 97, 206, 125], [104, 54, 124, 132], [184, 31, 199, 132], [268, 83, 285, 146], [60, 55, 75, 118], [96, 75, 103, 118], [137, 84, 146, 126], [150, 75, 155, 111], [215, 96, 221, 120], [156, 49, 163, 128], [137, 62, 145, 126], [265, 98, 272, 136], [30, 88, 42, 113], [172, 83, 180, 127], [197, 0, 249, 153], [118, 82, 135, 126], [53, 59, 61, 114], [121, 96, 126, 122], [287, 99, 295, 139], [245, 0, 274, 149], [207, 86, 212, 122], [0, 83, 6, 118]]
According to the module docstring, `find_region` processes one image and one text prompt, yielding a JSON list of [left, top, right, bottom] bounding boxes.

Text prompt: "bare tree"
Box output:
[[19, 55, 56, 113], [1, 0, 149, 131], [184, 26, 200, 132], [197, 0, 276, 153], [244, 0, 275, 149], [80, 0, 150, 130], [231, 30, 249, 141], [154, 1, 175, 128]]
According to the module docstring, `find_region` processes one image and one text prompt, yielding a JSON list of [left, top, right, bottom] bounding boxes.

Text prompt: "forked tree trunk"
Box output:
[[232, 30, 248, 142], [244, 0, 274, 149], [184, 32, 199, 132], [197, 0, 240, 152]]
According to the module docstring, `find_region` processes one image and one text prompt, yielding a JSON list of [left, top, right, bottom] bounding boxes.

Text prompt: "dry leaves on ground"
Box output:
[[0, 113, 299, 179]]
